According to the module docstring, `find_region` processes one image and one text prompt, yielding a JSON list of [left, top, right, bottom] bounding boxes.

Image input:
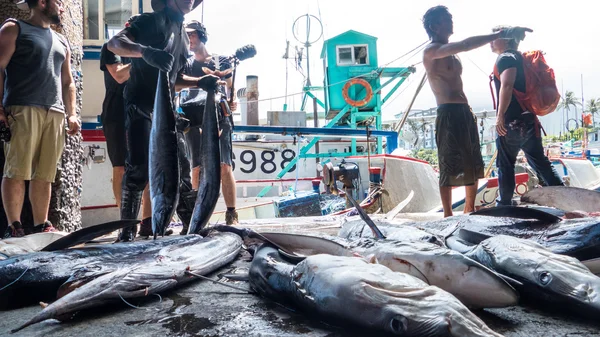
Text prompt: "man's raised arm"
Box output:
[[424, 32, 501, 61], [424, 27, 532, 61]]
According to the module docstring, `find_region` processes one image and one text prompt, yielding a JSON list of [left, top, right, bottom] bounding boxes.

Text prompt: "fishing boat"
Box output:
[[78, 0, 534, 226]]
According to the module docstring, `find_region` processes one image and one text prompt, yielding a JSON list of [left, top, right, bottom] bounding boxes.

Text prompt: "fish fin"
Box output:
[[58, 266, 115, 298], [221, 273, 250, 282], [385, 190, 414, 220], [368, 254, 379, 264], [445, 236, 476, 254], [345, 193, 386, 240], [457, 228, 492, 245], [470, 205, 562, 223], [41, 219, 140, 251], [147, 279, 178, 294], [278, 249, 306, 264], [247, 230, 299, 258]]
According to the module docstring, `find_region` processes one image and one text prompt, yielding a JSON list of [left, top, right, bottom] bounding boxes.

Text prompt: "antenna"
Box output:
[[292, 14, 323, 87], [283, 41, 290, 111]]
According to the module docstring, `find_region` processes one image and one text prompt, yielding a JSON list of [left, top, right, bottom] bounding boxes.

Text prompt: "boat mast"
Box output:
[[582, 74, 587, 157], [292, 14, 323, 112]]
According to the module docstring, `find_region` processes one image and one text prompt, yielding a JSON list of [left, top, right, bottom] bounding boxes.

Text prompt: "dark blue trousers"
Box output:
[[496, 119, 563, 205]]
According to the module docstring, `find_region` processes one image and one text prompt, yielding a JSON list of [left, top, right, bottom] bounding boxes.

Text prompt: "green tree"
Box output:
[[585, 98, 599, 126], [557, 91, 582, 129], [411, 148, 438, 166], [406, 119, 421, 147]]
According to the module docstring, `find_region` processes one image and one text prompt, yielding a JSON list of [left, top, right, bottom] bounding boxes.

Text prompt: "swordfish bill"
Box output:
[[149, 33, 180, 239], [188, 89, 221, 234]]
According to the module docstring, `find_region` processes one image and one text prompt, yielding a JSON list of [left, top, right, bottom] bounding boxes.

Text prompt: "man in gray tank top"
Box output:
[[0, 0, 80, 238]]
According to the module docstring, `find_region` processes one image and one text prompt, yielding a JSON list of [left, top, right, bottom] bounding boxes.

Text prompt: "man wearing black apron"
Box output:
[[107, 0, 219, 241]]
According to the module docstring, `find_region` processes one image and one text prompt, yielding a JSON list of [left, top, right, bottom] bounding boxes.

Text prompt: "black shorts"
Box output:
[[185, 118, 233, 168], [435, 104, 484, 187], [102, 121, 126, 167]]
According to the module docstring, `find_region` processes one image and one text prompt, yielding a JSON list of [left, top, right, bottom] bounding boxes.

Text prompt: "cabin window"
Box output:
[[83, 0, 139, 46], [337, 47, 353, 65], [105, 0, 134, 38], [83, 0, 100, 40], [336, 45, 369, 66]]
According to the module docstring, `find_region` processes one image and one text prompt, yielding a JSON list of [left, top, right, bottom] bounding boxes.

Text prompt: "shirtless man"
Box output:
[[421, 6, 530, 217]]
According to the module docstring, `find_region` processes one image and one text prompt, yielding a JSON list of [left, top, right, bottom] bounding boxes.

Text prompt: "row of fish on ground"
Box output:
[[1, 186, 599, 336]]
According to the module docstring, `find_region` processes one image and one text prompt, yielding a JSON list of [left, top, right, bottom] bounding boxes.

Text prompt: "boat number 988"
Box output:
[[231, 149, 297, 174]]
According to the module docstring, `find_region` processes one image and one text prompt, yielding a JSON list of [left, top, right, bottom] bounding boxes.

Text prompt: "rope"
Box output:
[[394, 72, 428, 133], [185, 271, 253, 293], [117, 292, 163, 311], [464, 54, 490, 78], [0, 266, 29, 292]]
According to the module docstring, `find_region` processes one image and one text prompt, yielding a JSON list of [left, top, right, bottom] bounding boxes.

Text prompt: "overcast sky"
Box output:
[[187, 0, 599, 136]]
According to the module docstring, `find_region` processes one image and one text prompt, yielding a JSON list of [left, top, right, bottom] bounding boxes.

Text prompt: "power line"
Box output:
[[244, 41, 428, 104]]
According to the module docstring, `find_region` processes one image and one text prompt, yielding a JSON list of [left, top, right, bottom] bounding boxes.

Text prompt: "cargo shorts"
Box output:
[[3, 105, 65, 183]]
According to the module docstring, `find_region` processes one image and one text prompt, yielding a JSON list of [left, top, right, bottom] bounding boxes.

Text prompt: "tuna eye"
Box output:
[[540, 271, 552, 285], [389, 315, 408, 334]]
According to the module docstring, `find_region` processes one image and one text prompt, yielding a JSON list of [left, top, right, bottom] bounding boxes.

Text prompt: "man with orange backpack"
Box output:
[[490, 25, 563, 206]]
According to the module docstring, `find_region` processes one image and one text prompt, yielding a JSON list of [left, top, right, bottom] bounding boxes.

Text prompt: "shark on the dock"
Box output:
[[248, 244, 504, 336], [463, 235, 600, 318]]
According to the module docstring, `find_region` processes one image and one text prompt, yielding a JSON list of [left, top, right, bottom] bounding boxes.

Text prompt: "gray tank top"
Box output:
[[2, 19, 68, 112]]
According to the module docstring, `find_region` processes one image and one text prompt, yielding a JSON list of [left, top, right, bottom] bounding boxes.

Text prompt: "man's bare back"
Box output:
[[423, 43, 468, 105]]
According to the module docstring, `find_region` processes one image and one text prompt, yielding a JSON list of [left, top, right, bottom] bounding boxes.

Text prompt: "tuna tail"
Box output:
[[470, 205, 562, 223], [346, 193, 386, 240], [41, 220, 141, 251]]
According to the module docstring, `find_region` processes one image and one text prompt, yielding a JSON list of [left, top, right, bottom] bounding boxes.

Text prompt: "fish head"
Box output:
[[360, 240, 519, 308], [367, 282, 502, 336], [295, 255, 500, 336], [476, 235, 600, 315], [529, 251, 600, 313]]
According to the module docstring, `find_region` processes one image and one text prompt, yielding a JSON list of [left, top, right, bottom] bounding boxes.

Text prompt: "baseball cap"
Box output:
[[125, 14, 141, 28], [185, 20, 208, 43]]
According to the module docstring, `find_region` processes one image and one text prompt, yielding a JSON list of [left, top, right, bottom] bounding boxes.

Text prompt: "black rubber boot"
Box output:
[[117, 189, 143, 242], [177, 189, 197, 235], [139, 216, 174, 238], [138, 217, 153, 238]]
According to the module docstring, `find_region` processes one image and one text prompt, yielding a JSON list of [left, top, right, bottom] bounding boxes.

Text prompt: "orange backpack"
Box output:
[[491, 51, 560, 116]]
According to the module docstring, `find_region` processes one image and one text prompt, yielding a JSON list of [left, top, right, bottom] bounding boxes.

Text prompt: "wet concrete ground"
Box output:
[[1, 215, 600, 336], [2, 250, 599, 337]]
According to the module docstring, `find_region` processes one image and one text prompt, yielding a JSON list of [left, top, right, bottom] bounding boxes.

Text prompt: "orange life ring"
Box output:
[[342, 78, 373, 107]]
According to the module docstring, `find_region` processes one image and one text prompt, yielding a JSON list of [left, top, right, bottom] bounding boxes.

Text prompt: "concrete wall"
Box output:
[[0, 0, 84, 231]]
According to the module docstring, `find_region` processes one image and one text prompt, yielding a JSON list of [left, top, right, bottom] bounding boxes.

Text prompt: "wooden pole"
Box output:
[[395, 73, 427, 134]]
